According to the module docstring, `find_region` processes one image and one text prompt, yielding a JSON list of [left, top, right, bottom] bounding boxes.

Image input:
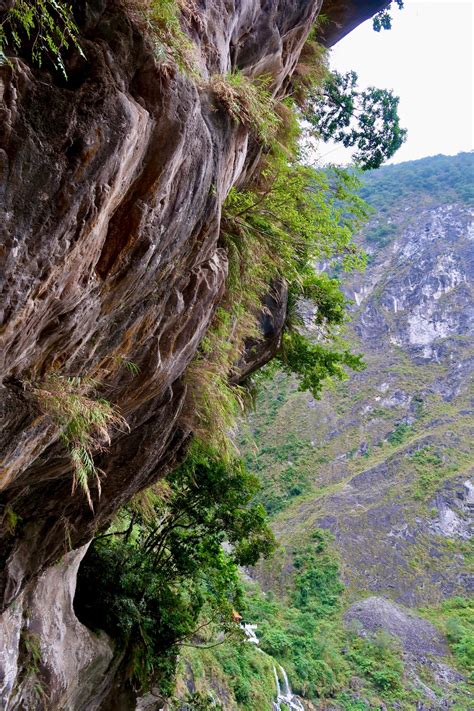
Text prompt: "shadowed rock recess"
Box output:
[[0, 0, 388, 707]]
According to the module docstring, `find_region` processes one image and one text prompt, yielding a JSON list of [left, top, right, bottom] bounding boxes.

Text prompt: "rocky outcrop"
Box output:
[[0, 545, 114, 710], [345, 597, 465, 708], [232, 279, 288, 383], [0, 0, 388, 707], [319, 0, 390, 46], [0, 0, 315, 612], [345, 596, 447, 656], [251, 159, 474, 607]]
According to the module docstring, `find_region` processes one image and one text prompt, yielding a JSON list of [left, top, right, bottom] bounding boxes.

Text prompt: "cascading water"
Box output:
[[241, 623, 304, 710], [272, 664, 305, 711]]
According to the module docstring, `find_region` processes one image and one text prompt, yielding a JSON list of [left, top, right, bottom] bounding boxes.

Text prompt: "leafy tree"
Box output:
[[373, 1, 404, 32], [75, 442, 275, 693], [219, 159, 368, 401], [277, 332, 364, 399], [304, 70, 407, 169]]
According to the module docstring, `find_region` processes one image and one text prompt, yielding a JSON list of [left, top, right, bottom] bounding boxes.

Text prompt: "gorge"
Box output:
[[0, 1, 472, 710]]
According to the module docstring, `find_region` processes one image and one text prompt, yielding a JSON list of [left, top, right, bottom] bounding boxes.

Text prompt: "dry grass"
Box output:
[[208, 72, 280, 144]]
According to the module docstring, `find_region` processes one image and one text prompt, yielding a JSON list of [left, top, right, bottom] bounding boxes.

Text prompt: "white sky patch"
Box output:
[[316, 0, 474, 166]]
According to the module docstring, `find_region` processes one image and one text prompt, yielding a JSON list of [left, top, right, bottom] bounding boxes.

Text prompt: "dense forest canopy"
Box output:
[[359, 152, 474, 212]]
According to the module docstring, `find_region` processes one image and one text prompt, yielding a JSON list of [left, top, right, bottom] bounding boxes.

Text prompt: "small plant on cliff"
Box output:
[[125, 0, 197, 74], [184, 307, 249, 455], [0, 0, 83, 76], [33, 375, 128, 509], [208, 72, 280, 143], [17, 629, 48, 703]]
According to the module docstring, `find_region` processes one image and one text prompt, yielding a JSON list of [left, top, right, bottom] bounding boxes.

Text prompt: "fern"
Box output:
[[33, 376, 129, 508], [1, 1, 83, 76]]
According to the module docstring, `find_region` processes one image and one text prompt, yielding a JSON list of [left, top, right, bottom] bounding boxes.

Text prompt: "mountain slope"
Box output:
[[234, 153, 474, 708]]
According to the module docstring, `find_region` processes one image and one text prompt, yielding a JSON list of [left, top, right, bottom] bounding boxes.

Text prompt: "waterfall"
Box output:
[[241, 623, 304, 710], [272, 663, 305, 711]]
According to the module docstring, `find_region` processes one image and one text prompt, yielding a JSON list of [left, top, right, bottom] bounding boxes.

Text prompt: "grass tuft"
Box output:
[[208, 72, 280, 143], [33, 375, 129, 509]]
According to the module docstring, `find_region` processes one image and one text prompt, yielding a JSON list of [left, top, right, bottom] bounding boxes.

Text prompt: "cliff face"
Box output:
[[0, 1, 388, 708]]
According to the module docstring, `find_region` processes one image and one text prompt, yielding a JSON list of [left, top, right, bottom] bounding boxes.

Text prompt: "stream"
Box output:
[[241, 624, 304, 711]]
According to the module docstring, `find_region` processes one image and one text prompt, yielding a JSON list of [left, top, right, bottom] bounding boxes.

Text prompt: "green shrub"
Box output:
[[387, 421, 412, 445], [410, 446, 445, 500], [346, 631, 404, 694], [75, 442, 275, 693], [430, 597, 474, 678]]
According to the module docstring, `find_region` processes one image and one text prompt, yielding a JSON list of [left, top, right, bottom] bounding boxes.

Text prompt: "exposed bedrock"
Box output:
[[0, 0, 389, 706], [1, 0, 320, 611]]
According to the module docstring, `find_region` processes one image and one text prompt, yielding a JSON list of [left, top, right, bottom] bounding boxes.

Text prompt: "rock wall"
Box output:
[[0, 1, 388, 706]]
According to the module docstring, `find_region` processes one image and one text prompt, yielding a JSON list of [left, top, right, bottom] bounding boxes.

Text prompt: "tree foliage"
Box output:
[[373, 1, 404, 32], [219, 156, 368, 401], [0, 0, 83, 76], [75, 442, 275, 693], [243, 529, 406, 702], [304, 70, 407, 170]]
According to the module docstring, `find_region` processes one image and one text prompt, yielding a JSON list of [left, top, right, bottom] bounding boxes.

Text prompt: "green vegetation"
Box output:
[[60, 8, 412, 708], [33, 376, 128, 509], [422, 598, 474, 680], [2, 505, 20, 534], [410, 446, 443, 500], [75, 442, 275, 694], [177, 638, 277, 710], [170, 691, 224, 710], [365, 221, 397, 247], [278, 330, 364, 399], [217, 530, 410, 706], [387, 421, 412, 445], [0, 0, 82, 76], [360, 152, 474, 214], [186, 119, 370, 451], [208, 72, 279, 144], [127, 0, 197, 74], [373, 1, 404, 32], [18, 630, 47, 704], [304, 69, 407, 169]]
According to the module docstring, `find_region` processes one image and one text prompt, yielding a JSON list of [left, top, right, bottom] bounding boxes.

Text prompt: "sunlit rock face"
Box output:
[[353, 204, 474, 362], [0, 0, 387, 707], [245, 155, 473, 615]]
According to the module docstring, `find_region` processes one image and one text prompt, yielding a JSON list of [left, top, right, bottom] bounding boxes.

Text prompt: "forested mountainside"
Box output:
[[177, 154, 474, 710]]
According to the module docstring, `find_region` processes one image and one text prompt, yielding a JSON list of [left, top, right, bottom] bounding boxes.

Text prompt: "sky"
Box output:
[[316, 0, 474, 166]]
